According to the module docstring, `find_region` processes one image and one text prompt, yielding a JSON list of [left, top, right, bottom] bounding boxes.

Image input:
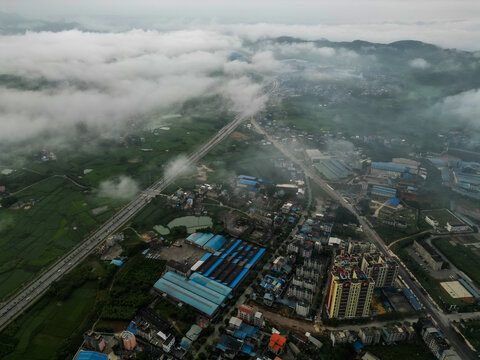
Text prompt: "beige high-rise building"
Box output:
[[326, 268, 375, 319]]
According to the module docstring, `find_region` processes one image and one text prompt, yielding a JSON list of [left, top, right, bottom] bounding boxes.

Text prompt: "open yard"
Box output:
[[433, 237, 480, 286], [367, 342, 434, 360], [460, 320, 480, 352], [393, 243, 473, 311]]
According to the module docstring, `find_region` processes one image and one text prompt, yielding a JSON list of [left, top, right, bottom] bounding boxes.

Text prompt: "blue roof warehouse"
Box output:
[[154, 234, 265, 317]]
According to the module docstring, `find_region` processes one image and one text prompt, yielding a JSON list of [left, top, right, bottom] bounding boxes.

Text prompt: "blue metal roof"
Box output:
[[110, 259, 123, 266], [371, 162, 410, 173], [402, 287, 422, 310], [161, 271, 226, 304], [371, 185, 397, 197], [187, 233, 214, 246], [458, 278, 480, 299], [239, 179, 258, 187], [229, 268, 249, 288], [189, 273, 232, 296], [238, 175, 256, 180], [75, 351, 108, 360], [154, 273, 223, 316], [199, 253, 212, 262], [204, 235, 227, 251], [386, 198, 401, 206]]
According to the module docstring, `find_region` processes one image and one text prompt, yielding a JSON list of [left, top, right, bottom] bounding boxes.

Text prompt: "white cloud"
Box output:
[[0, 29, 271, 142], [223, 77, 268, 117], [164, 155, 189, 180], [98, 175, 139, 200], [409, 57, 430, 69], [432, 89, 480, 126], [216, 21, 480, 51]]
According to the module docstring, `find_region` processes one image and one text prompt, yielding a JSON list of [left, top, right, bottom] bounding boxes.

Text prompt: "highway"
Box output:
[[0, 80, 278, 331], [252, 120, 478, 360]]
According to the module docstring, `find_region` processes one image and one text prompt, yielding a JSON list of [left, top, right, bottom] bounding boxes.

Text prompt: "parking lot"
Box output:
[[406, 247, 456, 280]]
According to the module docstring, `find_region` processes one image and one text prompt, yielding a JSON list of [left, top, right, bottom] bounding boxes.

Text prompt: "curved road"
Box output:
[[0, 80, 278, 331], [252, 120, 478, 360]]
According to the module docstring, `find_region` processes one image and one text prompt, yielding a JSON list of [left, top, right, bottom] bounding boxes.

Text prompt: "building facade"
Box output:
[[325, 269, 375, 319]]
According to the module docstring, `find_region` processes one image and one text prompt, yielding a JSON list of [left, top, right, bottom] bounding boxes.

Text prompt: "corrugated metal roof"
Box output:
[[190, 272, 232, 296], [204, 235, 227, 251], [154, 276, 220, 316], [162, 271, 226, 304], [371, 162, 410, 173], [75, 351, 108, 360]]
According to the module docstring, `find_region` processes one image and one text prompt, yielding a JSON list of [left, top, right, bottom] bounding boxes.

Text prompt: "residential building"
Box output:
[[361, 253, 398, 288], [121, 331, 136, 350], [83, 331, 105, 352], [422, 327, 450, 357], [253, 311, 264, 328], [381, 325, 407, 344], [295, 299, 310, 317], [440, 349, 462, 360], [325, 269, 375, 319], [237, 305, 254, 323], [269, 333, 287, 355], [359, 327, 381, 345]]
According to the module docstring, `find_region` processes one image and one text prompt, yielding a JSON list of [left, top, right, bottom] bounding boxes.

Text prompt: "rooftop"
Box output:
[[74, 351, 108, 360]]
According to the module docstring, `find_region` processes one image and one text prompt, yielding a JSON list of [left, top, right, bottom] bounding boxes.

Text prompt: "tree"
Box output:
[[1, 196, 18, 208]]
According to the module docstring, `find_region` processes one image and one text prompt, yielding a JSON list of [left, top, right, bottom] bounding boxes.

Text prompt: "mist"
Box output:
[[98, 175, 140, 200]]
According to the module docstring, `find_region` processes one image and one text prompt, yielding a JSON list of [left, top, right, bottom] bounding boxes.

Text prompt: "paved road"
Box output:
[[252, 120, 478, 360], [0, 81, 278, 332]]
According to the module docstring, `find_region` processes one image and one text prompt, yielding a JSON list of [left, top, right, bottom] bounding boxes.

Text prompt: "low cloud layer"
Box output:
[[164, 155, 190, 180], [409, 58, 430, 69], [0, 29, 249, 142], [98, 175, 140, 200], [432, 88, 480, 127]]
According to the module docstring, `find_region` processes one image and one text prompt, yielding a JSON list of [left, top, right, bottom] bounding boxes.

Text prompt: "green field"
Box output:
[[1, 281, 97, 360], [461, 321, 480, 352], [0, 102, 230, 301], [0, 177, 112, 300], [392, 242, 467, 310], [367, 342, 435, 360], [433, 237, 480, 286]]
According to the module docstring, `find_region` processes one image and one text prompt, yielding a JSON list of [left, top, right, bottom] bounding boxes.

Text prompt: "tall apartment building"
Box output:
[[325, 268, 375, 319], [334, 253, 398, 288], [361, 254, 398, 288]]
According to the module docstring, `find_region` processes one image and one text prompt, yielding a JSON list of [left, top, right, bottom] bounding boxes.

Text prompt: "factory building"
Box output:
[[371, 185, 397, 199], [413, 240, 443, 270], [371, 162, 413, 178]]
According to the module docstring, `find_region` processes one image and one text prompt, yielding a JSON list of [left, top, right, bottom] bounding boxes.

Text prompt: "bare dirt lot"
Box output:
[[150, 239, 206, 266]]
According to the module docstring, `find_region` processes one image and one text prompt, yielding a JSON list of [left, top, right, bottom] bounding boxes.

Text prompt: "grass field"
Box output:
[[433, 237, 480, 286], [367, 342, 435, 360], [461, 321, 480, 352], [393, 243, 467, 310], [0, 103, 231, 301], [1, 281, 97, 360], [0, 177, 113, 301]]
